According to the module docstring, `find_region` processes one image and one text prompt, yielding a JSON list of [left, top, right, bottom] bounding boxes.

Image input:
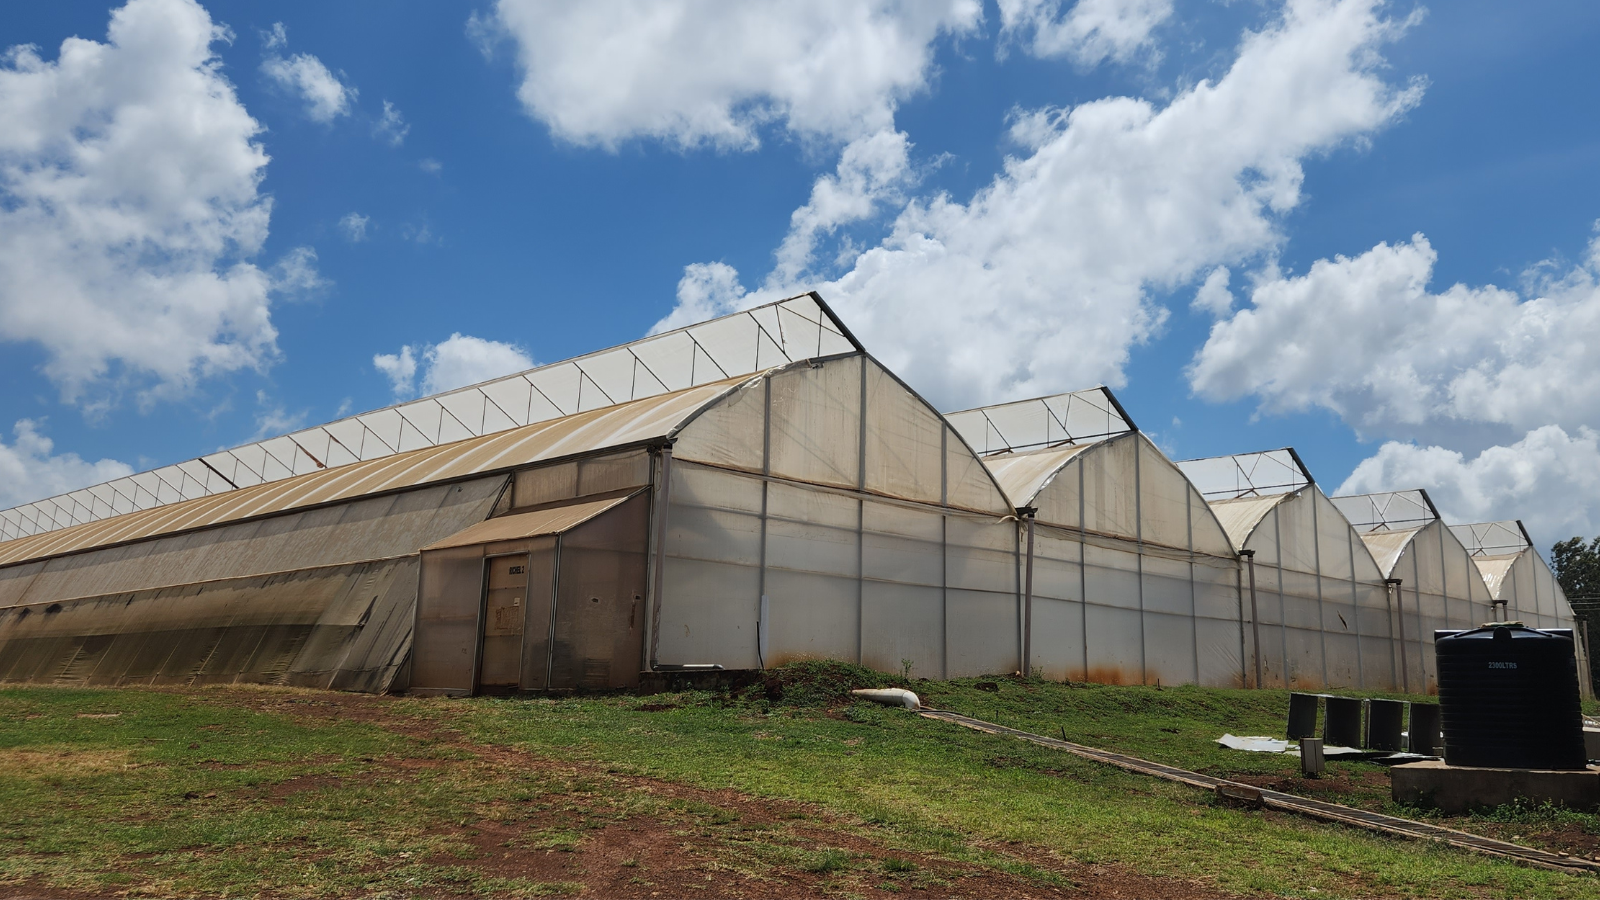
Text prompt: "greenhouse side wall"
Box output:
[[0, 477, 506, 691]]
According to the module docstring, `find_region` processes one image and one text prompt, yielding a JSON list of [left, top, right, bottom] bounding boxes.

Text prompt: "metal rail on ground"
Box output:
[[919, 707, 1599, 876]]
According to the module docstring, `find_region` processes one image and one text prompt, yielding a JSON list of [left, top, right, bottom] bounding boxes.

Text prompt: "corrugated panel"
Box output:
[[1208, 494, 1290, 551], [422, 492, 639, 550], [0, 378, 743, 568], [1360, 527, 1421, 578]]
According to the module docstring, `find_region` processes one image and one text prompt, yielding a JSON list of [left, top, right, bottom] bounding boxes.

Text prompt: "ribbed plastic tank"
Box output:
[[1435, 624, 1587, 770]]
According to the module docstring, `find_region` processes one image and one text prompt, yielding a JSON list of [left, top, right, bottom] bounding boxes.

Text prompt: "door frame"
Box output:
[[475, 550, 533, 695]]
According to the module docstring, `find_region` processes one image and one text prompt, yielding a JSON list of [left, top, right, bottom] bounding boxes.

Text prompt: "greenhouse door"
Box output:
[[477, 554, 529, 693]]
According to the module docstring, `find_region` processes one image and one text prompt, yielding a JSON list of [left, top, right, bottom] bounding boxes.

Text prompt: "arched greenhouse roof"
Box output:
[[0, 293, 860, 544]]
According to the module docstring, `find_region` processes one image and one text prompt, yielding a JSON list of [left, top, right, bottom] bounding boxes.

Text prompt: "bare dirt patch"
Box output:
[[1228, 769, 1391, 800]]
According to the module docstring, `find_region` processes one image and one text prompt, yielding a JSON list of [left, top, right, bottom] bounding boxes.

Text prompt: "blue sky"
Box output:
[[3, 0, 1600, 551]]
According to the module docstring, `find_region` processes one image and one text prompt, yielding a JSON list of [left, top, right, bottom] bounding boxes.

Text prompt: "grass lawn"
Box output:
[[0, 665, 1595, 898]]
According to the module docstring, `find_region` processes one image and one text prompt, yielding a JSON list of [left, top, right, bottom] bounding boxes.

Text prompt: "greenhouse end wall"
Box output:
[[1002, 434, 1245, 688], [653, 354, 1021, 679], [1213, 488, 1400, 692]]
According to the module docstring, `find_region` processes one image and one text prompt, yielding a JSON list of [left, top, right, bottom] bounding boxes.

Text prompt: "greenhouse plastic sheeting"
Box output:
[[1452, 520, 1577, 631], [655, 355, 1017, 679], [975, 428, 1243, 688], [1209, 485, 1398, 691], [1, 293, 857, 543], [0, 477, 505, 691], [0, 380, 741, 569]]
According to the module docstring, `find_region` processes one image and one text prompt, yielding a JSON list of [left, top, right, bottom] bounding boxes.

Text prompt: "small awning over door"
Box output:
[[421, 491, 639, 551], [410, 488, 652, 697]]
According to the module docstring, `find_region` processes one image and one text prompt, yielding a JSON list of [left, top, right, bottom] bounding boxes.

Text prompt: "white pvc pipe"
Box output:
[[851, 688, 921, 710]]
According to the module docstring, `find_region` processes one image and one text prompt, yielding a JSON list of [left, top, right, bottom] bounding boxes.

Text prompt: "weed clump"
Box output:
[[753, 660, 903, 707]]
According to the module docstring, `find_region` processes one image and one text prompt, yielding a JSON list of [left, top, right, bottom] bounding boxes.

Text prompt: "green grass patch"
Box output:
[[3, 668, 1598, 899], [448, 665, 1599, 898]]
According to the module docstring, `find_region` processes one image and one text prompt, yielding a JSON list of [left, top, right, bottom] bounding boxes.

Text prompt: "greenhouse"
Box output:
[[1450, 521, 1577, 632], [1176, 450, 1396, 691], [1447, 520, 1590, 697], [0, 290, 1588, 698], [0, 294, 1024, 693], [945, 389, 1244, 687], [1329, 490, 1497, 693]]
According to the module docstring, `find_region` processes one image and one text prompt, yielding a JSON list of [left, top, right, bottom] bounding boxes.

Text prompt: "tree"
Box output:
[[1552, 536, 1600, 603], [1553, 536, 1600, 693]]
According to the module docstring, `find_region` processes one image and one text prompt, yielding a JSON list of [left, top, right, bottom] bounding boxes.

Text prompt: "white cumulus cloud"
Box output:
[[374, 334, 535, 399], [260, 22, 356, 123], [0, 0, 288, 410], [272, 245, 327, 297], [657, 0, 1424, 410], [1338, 426, 1600, 552], [768, 129, 913, 289], [0, 420, 134, 508], [339, 212, 369, 242], [374, 99, 408, 145], [1190, 229, 1600, 443], [251, 390, 307, 440], [1192, 266, 1235, 316], [481, 0, 982, 149], [998, 0, 1173, 67], [1193, 221, 1600, 548], [372, 345, 417, 397]]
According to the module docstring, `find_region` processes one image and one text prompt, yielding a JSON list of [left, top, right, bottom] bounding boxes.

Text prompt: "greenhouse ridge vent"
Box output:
[[0, 293, 1588, 697]]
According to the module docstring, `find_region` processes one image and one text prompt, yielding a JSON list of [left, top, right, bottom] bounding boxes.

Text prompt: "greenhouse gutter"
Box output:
[[919, 708, 1599, 876]]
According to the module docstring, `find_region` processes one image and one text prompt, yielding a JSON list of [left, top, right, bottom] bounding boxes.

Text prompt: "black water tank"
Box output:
[[1435, 624, 1587, 770]]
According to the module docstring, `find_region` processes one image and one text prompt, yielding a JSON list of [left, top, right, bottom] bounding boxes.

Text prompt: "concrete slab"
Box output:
[[1391, 760, 1600, 813]]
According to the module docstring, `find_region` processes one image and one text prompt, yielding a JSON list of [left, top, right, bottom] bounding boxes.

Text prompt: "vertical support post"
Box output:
[[1134, 438, 1146, 685], [1582, 619, 1595, 701], [1022, 510, 1036, 678], [646, 445, 673, 671], [1078, 462, 1088, 680], [1388, 578, 1408, 694], [546, 537, 562, 690], [857, 358, 867, 667], [758, 374, 771, 669], [1244, 549, 1262, 689], [758, 594, 770, 670]]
